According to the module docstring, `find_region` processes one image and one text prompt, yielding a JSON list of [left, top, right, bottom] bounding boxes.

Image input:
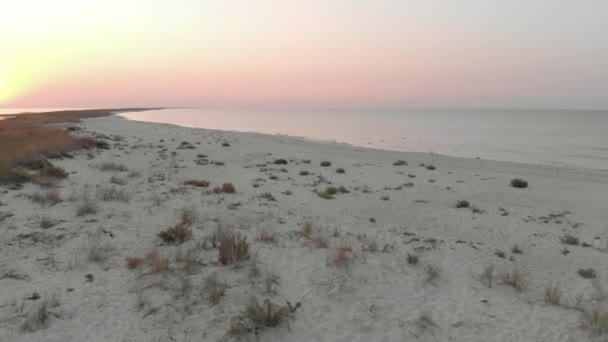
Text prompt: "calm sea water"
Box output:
[[120, 108, 608, 170]]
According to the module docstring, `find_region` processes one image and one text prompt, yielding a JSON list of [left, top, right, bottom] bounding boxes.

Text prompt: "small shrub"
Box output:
[[333, 245, 353, 267], [38, 164, 68, 180], [126, 257, 143, 270], [426, 164, 436, 170], [299, 170, 310, 176], [362, 241, 378, 253], [296, 223, 313, 239], [214, 183, 236, 194], [336, 168, 345, 174], [455, 200, 470, 208], [0, 167, 34, 185], [393, 160, 407, 166], [407, 253, 419, 265], [218, 232, 250, 265], [158, 220, 192, 244], [560, 234, 579, 245], [184, 179, 209, 187], [320, 161, 331, 167], [544, 284, 562, 305], [380, 195, 390, 201], [578, 268, 597, 279], [274, 159, 288, 165], [258, 192, 276, 201], [495, 249, 506, 258], [510, 178, 528, 188], [511, 245, 523, 255], [204, 273, 228, 305], [482, 264, 495, 288]]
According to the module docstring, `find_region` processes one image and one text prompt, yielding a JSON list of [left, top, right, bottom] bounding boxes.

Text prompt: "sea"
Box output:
[[2, 107, 607, 170]]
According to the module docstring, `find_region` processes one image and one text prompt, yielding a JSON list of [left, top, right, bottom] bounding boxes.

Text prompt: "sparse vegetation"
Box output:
[[501, 269, 525, 291], [97, 186, 130, 202], [393, 160, 407, 166], [299, 170, 310, 176], [455, 200, 470, 208], [511, 178, 528, 188], [30, 189, 62, 206], [99, 162, 128, 172], [426, 164, 436, 170], [259, 192, 276, 201], [578, 268, 597, 279], [183, 179, 210, 187], [320, 161, 331, 167], [407, 253, 419, 265], [560, 234, 580, 245], [425, 264, 441, 284], [218, 231, 250, 265], [213, 182, 236, 194], [229, 298, 301, 336], [317, 186, 349, 199], [582, 307, 608, 335], [204, 273, 228, 305], [158, 218, 193, 244], [274, 159, 288, 165], [76, 200, 97, 216], [544, 284, 562, 305], [332, 245, 353, 267], [126, 257, 143, 270], [511, 245, 523, 255], [495, 249, 506, 258], [336, 168, 345, 174]]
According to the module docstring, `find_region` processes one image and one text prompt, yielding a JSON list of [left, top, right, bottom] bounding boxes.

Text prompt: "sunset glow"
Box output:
[[1, 0, 608, 109]]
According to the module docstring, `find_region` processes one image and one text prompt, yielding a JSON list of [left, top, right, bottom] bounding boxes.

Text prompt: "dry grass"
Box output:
[[544, 284, 562, 305], [501, 269, 526, 291], [158, 219, 193, 244], [313, 236, 329, 248], [183, 179, 210, 187], [149, 248, 170, 274], [296, 222, 313, 239], [332, 245, 353, 267], [582, 307, 608, 335], [482, 264, 495, 288], [425, 264, 441, 285], [407, 253, 419, 265], [218, 231, 250, 265], [126, 257, 143, 270], [213, 182, 236, 194], [258, 230, 276, 244]]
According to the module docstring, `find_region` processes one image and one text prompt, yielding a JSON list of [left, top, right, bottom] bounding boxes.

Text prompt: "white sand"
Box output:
[[1, 115, 608, 341]]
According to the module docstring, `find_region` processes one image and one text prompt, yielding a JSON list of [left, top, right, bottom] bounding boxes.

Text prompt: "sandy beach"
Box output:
[[1, 114, 608, 342]]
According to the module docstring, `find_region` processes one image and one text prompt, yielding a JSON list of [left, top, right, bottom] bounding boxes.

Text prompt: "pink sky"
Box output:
[[1, 1, 607, 109]]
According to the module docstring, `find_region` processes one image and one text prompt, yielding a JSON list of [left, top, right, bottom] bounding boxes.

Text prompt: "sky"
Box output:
[[1, 0, 607, 109]]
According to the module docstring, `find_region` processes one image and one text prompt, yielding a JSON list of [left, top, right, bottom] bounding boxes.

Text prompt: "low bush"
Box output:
[[510, 178, 528, 188], [218, 232, 250, 265]]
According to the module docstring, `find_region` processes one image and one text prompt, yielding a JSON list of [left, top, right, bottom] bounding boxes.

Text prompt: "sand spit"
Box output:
[[1, 115, 608, 341]]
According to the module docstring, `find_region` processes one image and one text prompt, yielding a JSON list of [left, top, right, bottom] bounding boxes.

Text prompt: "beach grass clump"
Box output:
[[317, 186, 349, 199], [560, 234, 580, 246], [320, 161, 331, 167], [393, 160, 407, 166], [0, 167, 34, 186], [158, 218, 193, 244], [407, 253, 419, 265], [455, 200, 470, 208], [258, 192, 276, 201], [336, 168, 345, 174], [213, 182, 236, 194], [510, 178, 528, 188], [544, 284, 562, 305], [578, 268, 597, 279], [183, 179, 210, 187], [218, 231, 250, 265], [97, 186, 130, 202], [273, 159, 288, 165]]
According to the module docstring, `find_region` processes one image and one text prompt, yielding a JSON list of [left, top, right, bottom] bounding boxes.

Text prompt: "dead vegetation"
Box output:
[[229, 298, 301, 336], [158, 217, 193, 244], [218, 231, 250, 265], [183, 179, 210, 187]]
